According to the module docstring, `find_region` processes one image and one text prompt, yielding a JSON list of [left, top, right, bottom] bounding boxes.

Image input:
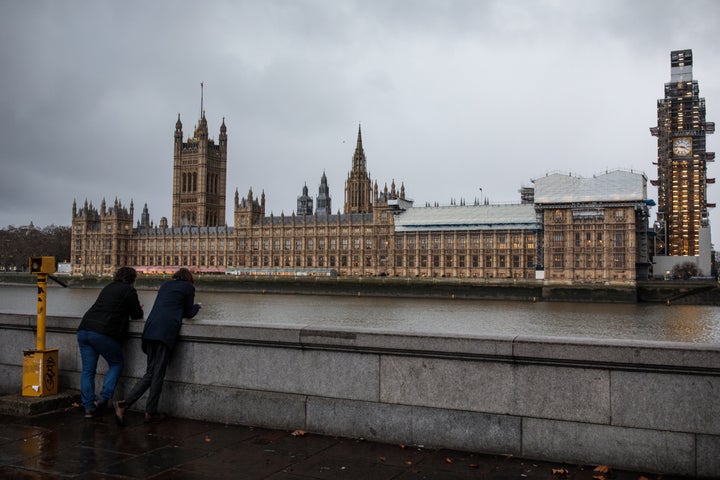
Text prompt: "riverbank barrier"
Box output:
[[0, 313, 718, 477], [2, 272, 720, 304]]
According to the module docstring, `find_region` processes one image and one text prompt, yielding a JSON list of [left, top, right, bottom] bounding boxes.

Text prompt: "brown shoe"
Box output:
[[144, 412, 167, 423], [113, 400, 128, 426]]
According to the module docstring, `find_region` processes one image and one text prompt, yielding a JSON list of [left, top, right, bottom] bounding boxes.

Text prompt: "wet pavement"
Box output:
[[0, 407, 692, 479]]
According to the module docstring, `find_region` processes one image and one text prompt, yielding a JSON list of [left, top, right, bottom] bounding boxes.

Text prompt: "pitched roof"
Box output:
[[533, 170, 647, 204], [394, 204, 538, 232]]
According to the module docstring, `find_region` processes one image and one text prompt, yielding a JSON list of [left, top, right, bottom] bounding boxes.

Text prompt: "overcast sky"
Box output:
[[1, 1, 719, 240]]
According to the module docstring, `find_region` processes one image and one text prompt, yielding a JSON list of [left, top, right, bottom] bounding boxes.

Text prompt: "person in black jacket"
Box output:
[[77, 266, 144, 418], [114, 267, 201, 424]]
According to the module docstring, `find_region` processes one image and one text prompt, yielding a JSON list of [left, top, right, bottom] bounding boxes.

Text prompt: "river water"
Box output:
[[1, 285, 719, 344]]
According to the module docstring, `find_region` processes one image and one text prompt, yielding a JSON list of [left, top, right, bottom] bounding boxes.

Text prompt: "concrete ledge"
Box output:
[[156, 381, 308, 430], [306, 396, 522, 455], [0, 389, 80, 416], [522, 417, 696, 475], [611, 370, 720, 434], [697, 435, 720, 478], [0, 313, 718, 477], [513, 335, 720, 373]]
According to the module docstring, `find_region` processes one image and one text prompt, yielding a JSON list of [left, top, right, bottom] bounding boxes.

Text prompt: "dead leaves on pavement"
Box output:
[[553, 464, 614, 478]]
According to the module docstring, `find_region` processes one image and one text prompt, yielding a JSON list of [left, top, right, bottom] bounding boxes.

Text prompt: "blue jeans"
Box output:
[[77, 330, 124, 412]]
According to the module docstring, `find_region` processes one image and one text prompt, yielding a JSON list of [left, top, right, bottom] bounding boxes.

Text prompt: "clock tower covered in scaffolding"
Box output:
[[650, 49, 715, 272]]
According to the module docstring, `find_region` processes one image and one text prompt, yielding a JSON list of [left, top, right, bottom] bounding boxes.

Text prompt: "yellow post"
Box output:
[[22, 256, 60, 397], [22, 349, 59, 397], [36, 273, 47, 351]]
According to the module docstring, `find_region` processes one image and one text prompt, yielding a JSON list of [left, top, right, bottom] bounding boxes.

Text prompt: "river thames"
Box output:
[[1, 284, 719, 344]]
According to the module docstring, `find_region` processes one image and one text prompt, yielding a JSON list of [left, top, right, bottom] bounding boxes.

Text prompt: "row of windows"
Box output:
[[550, 253, 627, 269], [180, 172, 222, 194], [76, 234, 538, 253], [550, 231, 626, 248], [82, 253, 537, 270], [181, 172, 198, 193], [551, 210, 629, 222]]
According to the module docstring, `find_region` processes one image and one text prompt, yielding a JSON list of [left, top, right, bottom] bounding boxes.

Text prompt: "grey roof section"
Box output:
[[394, 204, 538, 232], [533, 170, 647, 204], [261, 213, 374, 226]]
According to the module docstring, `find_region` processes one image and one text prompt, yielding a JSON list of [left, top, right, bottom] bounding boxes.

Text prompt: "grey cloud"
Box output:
[[0, 0, 718, 239]]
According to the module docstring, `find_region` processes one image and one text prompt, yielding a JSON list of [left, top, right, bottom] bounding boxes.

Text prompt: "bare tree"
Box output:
[[0, 224, 71, 271], [671, 261, 700, 280]]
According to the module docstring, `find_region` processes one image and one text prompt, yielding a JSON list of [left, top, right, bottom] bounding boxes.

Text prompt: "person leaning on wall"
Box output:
[[114, 267, 201, 425], [77, 266, 144, 418]]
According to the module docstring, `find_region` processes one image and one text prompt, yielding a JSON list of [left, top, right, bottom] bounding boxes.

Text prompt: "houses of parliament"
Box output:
[[71, 49, 715, 284]]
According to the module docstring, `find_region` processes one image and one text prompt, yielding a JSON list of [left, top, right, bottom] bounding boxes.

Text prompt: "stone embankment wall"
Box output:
[[3, 273, 720, 304], [0, 313, 718, 477]]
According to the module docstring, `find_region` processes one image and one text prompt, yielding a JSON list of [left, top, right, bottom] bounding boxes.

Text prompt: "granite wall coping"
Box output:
[[1, 314, 717, 375]]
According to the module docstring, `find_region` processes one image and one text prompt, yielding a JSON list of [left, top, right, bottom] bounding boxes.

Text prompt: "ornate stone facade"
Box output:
[[172, 112, 227, 227], [71, 113, 649, 284], [534, 172, 651, 283]]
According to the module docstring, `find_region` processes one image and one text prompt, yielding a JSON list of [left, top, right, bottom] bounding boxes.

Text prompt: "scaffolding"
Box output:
[[650, 49, 715, 257]]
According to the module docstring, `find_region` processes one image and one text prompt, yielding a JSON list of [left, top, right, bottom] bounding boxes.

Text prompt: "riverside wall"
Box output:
[[0, 313, 718, 477], [3, 272, 720, 304]]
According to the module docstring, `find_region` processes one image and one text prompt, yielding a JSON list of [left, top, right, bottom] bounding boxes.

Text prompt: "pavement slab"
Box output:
[[0, 406, 695, 479]]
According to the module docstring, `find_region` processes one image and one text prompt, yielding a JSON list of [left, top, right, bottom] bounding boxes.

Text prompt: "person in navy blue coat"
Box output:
[[114, 267, 201, 424]]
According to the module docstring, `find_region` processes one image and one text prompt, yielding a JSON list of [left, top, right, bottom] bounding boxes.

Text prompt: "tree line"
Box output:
[[0, 224, 71, 271]]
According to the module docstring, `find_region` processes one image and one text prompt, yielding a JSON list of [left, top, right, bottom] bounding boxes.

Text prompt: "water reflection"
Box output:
[[1, 284, 718, 344]]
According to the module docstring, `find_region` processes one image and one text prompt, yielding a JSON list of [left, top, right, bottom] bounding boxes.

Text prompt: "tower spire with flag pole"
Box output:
[[200, 82, 204, 118]]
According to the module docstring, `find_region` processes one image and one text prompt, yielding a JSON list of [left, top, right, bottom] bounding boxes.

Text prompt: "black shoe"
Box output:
[[113, 400, 128, 426], [144, 412, 167, 423]]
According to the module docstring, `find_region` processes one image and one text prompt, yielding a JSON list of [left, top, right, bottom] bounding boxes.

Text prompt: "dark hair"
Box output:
[[113, 266, 137, 284], [172, 267, 194, 284]]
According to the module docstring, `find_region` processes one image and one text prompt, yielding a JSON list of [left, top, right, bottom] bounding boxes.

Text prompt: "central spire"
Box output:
[[353, 123, 365, 170], [344, 124, 373, 214], [200, 82, 204, 119]]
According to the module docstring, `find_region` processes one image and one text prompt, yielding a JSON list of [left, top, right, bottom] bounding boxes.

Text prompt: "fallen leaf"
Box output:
[[638, 477, 650, 480], [594, 465, 610, 473], [444, 457, 453, 464], [204, 436, 212, 443], [593, 476, 605, 480], [468, 463, 479, 469], [378, 456, 386, 462], [71, 402, 81, 408], [399, 444, 406, 449], [404, 460, 413, 466], [290, 429, 306, 436], [552, 467, 569, 475]]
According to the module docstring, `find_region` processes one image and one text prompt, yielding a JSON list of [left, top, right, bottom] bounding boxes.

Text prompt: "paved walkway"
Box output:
[[0, 407, 689, 479]]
